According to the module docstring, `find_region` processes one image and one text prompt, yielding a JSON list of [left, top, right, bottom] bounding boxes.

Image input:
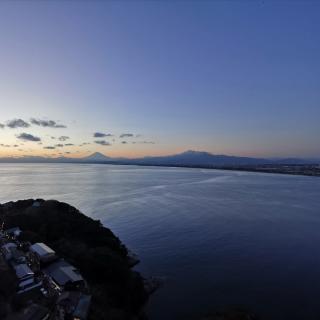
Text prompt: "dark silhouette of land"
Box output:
[[0, 151, 319, 177], [0, 199, 148, 320]]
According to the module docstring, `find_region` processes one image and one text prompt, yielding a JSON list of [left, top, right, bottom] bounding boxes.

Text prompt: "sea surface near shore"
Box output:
[[1, 163, 320, 320]]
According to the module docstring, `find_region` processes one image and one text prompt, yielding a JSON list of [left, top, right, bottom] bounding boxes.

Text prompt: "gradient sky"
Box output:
[[0, 1, 319, 158]]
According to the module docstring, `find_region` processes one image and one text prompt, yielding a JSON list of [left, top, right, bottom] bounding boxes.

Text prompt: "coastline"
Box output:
[[0, 161, 319, 177]]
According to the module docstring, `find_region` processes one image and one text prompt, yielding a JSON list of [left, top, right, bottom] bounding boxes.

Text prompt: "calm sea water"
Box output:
[[1, 163, 320, 319]]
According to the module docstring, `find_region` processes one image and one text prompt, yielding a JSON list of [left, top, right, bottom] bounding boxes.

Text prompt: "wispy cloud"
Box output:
[[30, 118, 66, 128], [94, 132, 113, 138], [17, 133, 41, 142], [58, 136, 70, 141], [121, 141, 128, 144], [65, 143, 74, 146], [55, 144, 64, 147], [95, 140, 111, 146], [132, 141, 155, 144], [7, 119, 30, 128], [44, 146, 56, 149], [120, 133, 134, 138]]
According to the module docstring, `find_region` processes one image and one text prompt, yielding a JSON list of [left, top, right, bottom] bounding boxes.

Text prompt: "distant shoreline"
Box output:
[[0, 160, 319, 177]]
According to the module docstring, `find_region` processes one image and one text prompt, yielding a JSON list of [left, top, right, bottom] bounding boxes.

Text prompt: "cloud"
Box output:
[[17, 133, 41, 142], [65, 143, 74, 146], [131, 141, 155, 145], [120, 133, 134, 138], [44, 146, 56, 149], [121, 141, 128, 144], [94, 132, 113, 138], [95, 140, 111, 146], [58, 136, 70, 141], [7, 119, 30, 128], [79, 142, 91, 146], [30, 118, 66, 128], [0, 123, 4, 129], [55, 144, 64, 147]]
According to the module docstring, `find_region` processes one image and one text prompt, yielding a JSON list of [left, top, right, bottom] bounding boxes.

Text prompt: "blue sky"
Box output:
[[0, 1, 319, 158]]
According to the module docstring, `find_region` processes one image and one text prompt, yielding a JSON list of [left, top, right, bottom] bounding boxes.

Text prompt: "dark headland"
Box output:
[[0, 199, 148, 320]]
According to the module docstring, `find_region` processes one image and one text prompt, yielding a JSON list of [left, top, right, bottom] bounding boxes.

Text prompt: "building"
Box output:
[[11, 247, 27, 264], [44, 260, 84, 288], [30, 243, 56, 262], [14, 263, 34, 282], [5, 227, 22, 238], [1, 242, 17, 260]]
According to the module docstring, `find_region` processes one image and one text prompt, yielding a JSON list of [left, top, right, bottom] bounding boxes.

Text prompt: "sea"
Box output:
[[0, 163, 320, 319]]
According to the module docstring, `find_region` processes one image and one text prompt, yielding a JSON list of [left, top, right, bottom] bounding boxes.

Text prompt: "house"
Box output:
[[14, 263, 34, 282], [30, 243, 56, 262], [11, 247, 27, 264], [5, 227, 22, 238], [1, 242, 17, 260], [44, 260, 84, 288], [19, 277, 36, 290], [17, 281, 43, 295]]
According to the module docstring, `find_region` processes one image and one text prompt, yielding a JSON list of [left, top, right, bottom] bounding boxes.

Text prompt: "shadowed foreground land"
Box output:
[[0, 199, 148, 320]]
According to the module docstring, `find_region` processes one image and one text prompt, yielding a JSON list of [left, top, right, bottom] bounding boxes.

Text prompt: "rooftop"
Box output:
[[44, 260, 83, 286], [30, 242, 55, 257], [2, 242, 17, 250], [14, 263, 34, 280], [5, 227, 22, 235]]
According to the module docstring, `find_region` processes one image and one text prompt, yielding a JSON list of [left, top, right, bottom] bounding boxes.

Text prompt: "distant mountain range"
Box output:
[[0, 150, 318, 167]]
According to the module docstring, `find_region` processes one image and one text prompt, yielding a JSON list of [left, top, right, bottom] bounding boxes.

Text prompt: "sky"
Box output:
[[0, 1, 319, 159]]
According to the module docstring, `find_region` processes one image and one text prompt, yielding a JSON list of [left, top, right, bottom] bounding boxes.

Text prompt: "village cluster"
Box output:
[[0, 224, 91, 320]]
